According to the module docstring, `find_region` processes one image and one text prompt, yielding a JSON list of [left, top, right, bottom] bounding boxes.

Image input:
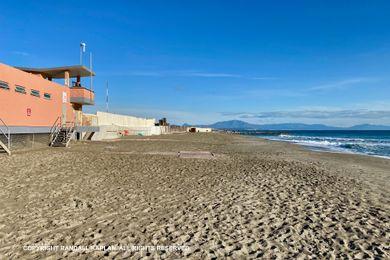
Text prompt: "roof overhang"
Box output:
[[16, 65, 95, 78]]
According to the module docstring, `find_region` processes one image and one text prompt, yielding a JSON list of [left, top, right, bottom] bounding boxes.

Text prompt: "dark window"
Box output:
[[0, 80, 10, 90], [31, 89, 40, 97], [15, 85, 26, 94], [44, 93, 51, 100]]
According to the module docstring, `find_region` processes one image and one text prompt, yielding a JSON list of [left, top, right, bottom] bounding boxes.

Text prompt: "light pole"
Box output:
[[89, 52, 93, 91], [106, 81, 109, 113], [80, 42, 86, 65]]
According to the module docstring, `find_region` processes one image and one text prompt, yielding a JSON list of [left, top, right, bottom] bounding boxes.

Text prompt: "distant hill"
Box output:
[[208, 120, 260, 130], [200, 120, 390, 130], [347, 124, 390, 130]]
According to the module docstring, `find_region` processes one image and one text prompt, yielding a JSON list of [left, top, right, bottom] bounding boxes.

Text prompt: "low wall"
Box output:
[[90, 125, 170, 140], [78, 112, 174, 140], [91, 125, 121, 140]]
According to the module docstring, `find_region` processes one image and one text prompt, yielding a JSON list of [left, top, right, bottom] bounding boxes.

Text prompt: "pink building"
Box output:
[[0, 63, 95, 153]]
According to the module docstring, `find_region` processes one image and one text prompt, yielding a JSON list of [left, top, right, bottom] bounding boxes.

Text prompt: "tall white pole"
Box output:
[[80, 42, 86, 65], [106, 81, 109, 112], [90, 52, 93, 91]]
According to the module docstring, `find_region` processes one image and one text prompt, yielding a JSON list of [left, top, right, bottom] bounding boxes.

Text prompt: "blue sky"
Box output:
[[1, 0, 390, 126]]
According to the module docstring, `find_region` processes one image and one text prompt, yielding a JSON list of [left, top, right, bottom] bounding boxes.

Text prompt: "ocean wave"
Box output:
[[259, 133, 390, 158], [278, 134, 389, 144]]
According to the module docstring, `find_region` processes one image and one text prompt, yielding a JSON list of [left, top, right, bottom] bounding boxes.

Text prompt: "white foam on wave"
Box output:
[[259, 134, 390, 159]]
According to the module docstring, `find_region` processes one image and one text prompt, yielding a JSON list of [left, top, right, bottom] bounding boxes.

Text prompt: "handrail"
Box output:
[[65, 124, 76, 147], [70, 86, 95, 93], [49, 119, 76, 147], [49, 116, 61, 134], [64, 121, 73, 138], [0, 117, 11, 150], [49, 116, 62, 145]]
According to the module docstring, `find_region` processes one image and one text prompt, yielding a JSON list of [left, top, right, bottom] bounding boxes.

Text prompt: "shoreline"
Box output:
[[244, 131, 390, 160], [1, 133, 389, 258]]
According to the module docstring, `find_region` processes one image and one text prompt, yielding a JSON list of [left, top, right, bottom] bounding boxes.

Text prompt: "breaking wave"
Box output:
[[255, 131, 390, 159]]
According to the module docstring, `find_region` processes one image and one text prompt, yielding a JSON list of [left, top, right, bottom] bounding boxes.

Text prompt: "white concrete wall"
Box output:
[[83, 112, 172, 140], [91, 125, 170, 140], [82, 113, 98, 126], [159, 126, 170, 134], [124, 126, 160, 136], [91, 125, 121, 140], [96, 111, 155, 127]]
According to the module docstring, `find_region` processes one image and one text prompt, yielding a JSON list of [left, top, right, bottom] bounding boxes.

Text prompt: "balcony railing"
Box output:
[[70, 86, 94, 105]]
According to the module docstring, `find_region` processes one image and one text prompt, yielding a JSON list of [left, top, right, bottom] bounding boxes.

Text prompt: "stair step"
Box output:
[[50, 126, 75, 148], [0, 140, 11, 155]]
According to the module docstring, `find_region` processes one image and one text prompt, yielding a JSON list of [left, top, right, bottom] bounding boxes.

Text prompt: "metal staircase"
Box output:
[[49, 117, 75, 147], [0, 118, 11, 155]]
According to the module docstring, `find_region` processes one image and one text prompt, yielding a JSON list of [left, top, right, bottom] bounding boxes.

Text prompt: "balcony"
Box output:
[[70, 86, 94, 105]]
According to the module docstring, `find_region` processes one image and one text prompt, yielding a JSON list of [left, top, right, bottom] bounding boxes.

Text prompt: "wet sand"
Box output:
[[0, 133, 389, 259]]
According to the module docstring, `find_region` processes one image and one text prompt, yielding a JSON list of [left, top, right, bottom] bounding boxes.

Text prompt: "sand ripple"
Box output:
[[0, 134, 389, 258]]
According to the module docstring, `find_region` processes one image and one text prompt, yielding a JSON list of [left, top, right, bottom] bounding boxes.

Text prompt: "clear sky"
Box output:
[[1, 0, 389, 126]]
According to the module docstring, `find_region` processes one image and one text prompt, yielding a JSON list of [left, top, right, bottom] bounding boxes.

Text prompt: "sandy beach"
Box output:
[[0, 133, 389, 259]]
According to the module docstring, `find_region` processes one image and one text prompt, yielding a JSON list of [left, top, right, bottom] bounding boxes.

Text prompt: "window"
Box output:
[[44, 93, 51, 100], [0, 81, 10, 90], [15, 85, 26, 94], [31, 89, 40, 97]]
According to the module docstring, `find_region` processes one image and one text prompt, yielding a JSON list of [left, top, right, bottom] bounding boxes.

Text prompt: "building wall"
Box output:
[[0, 63, 74, 128]]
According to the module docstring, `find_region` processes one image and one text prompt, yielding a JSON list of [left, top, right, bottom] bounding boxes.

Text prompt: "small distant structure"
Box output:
[[156, 118, 169, 126], [187, 127, 213, 133], [169, 125, 187, 133]]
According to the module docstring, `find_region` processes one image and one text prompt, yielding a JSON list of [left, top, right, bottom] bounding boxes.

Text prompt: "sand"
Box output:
[[0, 133, 389, 259]]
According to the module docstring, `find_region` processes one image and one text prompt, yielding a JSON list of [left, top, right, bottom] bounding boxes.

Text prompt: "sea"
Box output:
[[241, 130, 390, 159]]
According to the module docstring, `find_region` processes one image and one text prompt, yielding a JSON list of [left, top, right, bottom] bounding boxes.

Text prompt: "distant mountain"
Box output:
[[201, 120, 390, 130], [347, 124, 390, 130], [208, 120, 260, 130], [254, 123, 341, 130]]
